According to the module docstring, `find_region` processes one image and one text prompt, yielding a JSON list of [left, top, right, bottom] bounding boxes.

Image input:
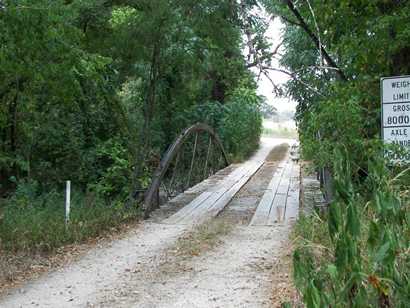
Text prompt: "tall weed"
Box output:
[[294, 149, 410, 307]]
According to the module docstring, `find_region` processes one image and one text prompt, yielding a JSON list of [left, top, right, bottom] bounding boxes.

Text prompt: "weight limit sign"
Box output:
[[381, 75, 410, 162]]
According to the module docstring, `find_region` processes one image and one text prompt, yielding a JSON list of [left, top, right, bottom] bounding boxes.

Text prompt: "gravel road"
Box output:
[[1, 138, 296, 308]]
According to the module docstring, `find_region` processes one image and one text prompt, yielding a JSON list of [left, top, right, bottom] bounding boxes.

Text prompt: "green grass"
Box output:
[[263, 127, 298, 139], [292, 211, 332, 261], [0, 191, 141, 253]]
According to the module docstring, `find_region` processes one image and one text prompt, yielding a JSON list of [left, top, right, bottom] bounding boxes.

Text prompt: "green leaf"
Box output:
[[346, 202, 360, 238], [326, 264, 338, 281], [368, 220, 380, 248], [374, 242, 390, 263], [328, 202, 342, 240], [306, 281, 322, 308]]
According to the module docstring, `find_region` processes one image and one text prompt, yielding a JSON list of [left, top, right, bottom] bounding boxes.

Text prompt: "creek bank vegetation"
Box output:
[[262, 1, 410, 306]]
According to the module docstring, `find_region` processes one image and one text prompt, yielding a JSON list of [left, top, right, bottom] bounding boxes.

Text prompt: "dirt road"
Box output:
[[1, 138, 297, 308]]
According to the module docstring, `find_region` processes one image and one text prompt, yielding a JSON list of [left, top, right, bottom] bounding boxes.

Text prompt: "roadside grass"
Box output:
[[263, 127, 298, 139], [291, 162, 332, 264], [292, 157, 410, 306], [292, 211, 333, 265], [174, 219, 233, 258], [0, 191, 141, 253], [285, 212, 333, 308]]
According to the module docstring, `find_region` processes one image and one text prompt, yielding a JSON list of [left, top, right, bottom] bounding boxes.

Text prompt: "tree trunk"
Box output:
[[130, 42, 161, 200], [211, 72, 226, 103]]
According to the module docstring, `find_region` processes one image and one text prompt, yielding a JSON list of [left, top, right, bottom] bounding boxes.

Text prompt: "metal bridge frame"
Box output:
[[143, 123, 229, 218]]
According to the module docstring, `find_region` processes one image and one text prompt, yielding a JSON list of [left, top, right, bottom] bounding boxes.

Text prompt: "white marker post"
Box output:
[[65, 180, 71, 225]]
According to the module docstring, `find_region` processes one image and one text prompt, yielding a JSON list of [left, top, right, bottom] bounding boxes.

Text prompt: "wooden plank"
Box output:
[[173, 165, 252, 224], [276, 161, 293, 195], [169, 159, 265, 225], [249, 159, 289, 226], [201, 167, 257, 221], [163, 166, 250, 224], [266, 194, 287, 225], [188, 161, 264, 224], [267, 161, 287, 191], [249, 191, 275, 226], [284, 196, 299, 220], [163, 140, 279, 226], [284, 164, 300, 221], [266, 206, 286, 225], [178, 191, 225, 224], [251, 159, 301, 226], [163, 191, 213, 224]]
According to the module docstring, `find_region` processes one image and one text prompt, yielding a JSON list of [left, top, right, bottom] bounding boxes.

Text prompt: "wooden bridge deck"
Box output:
[[163, 139, 300, 226], [163, 141, 275, 225], [249, 157, 300, 226]]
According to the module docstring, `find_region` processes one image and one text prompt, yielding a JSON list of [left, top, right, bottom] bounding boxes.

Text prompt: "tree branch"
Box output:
[[261, 66, 326, 97], [246, 41, 283, 68], [276, 14, 302, 27], [282, 0, 348, 81]]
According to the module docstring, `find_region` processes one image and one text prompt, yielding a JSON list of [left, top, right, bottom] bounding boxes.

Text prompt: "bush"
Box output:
[[87, 138, 132, 199], [220, 92, 262, 161], [180, 86, 263, 161], [298, 86, 368, 169], [181, 101, 227, 131]]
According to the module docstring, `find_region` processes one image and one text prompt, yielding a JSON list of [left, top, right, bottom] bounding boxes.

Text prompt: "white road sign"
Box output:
[[381, 75, 410, 160]]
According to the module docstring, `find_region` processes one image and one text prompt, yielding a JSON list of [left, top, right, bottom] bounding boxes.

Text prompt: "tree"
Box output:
[[0, 0, 264, 198]]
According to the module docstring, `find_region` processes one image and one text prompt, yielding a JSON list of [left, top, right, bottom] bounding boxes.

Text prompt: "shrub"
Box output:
[[293, 149, 410, 307], [87, 138, 132, 199], [180, 86, 263, 161], [220, 91, 262, 160]]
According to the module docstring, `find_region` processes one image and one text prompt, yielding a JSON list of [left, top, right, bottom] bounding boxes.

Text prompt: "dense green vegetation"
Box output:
[[262, 1, 410, 306], [0, 0, 264, 252], [1, 1, 409, 305]]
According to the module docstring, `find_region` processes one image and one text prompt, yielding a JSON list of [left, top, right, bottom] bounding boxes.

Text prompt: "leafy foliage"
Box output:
[[260, 1, 410, 306], [220, 86, 263, 160], [0, 0, 263, 252]]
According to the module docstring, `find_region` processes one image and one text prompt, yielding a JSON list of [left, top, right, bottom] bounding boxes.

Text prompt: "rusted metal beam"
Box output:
[[186, 132, 199, 188], [142, 123, 229, 218], [203, 136, 212, 179]]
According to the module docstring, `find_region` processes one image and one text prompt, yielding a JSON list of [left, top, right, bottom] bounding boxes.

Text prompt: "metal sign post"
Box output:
[[381, 75, 410, 162]]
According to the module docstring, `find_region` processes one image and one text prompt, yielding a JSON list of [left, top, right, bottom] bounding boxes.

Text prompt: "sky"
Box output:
[[250, 16, 297, 113]]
